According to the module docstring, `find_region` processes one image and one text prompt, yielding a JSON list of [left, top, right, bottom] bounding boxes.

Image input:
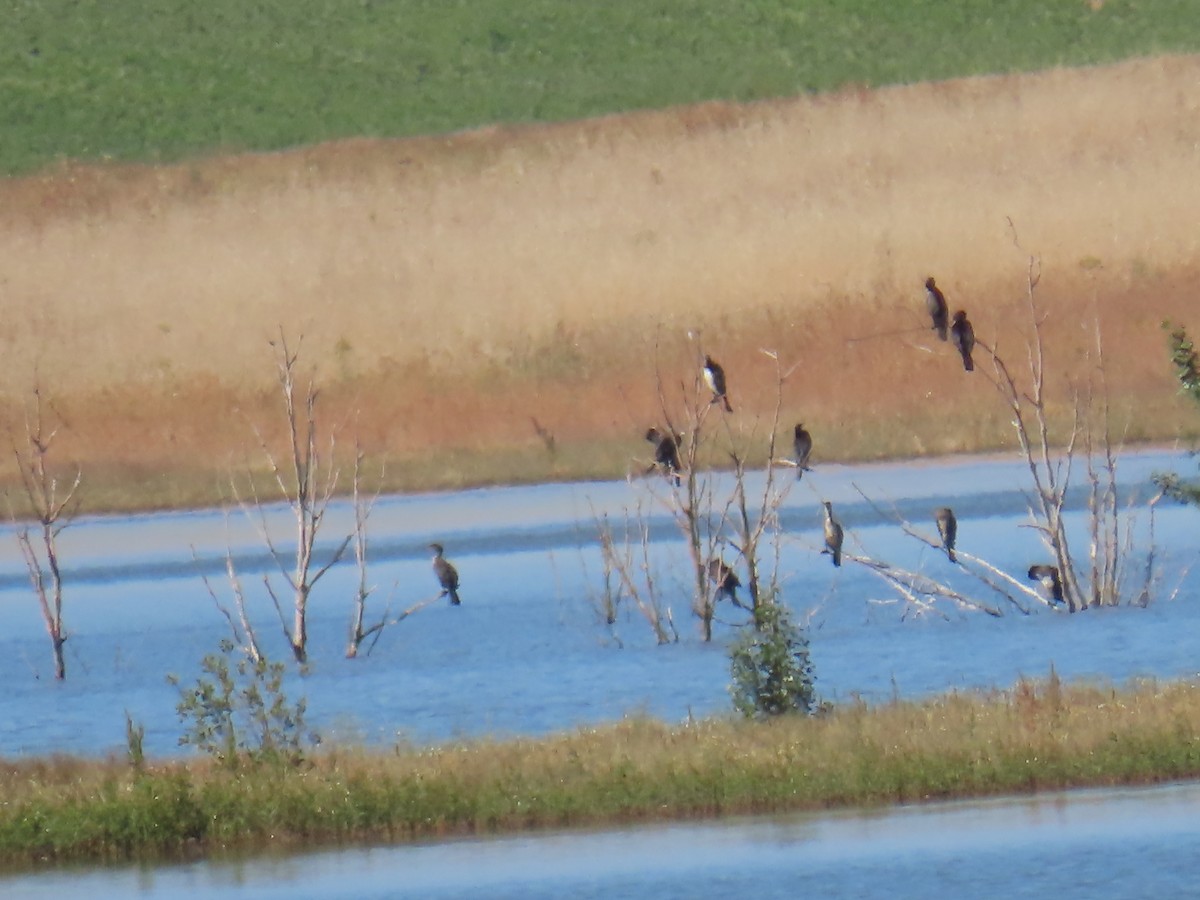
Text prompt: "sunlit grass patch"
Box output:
[[3, 676, 1200, 869], [7, 1, 1200, 177]]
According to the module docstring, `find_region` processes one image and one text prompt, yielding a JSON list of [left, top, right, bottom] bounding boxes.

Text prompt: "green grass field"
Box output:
[[7, 0, 1200, 175], [4, 676, 1200, 869]]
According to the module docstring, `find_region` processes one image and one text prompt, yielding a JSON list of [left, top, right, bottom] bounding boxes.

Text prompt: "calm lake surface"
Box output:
[[5, 781, 1200, 899], [0, 448, 1197, 759]]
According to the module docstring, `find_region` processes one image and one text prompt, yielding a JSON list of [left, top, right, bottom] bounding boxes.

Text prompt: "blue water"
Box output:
[[0, 448, 1196, 759], [5, 781, 1200, 899]]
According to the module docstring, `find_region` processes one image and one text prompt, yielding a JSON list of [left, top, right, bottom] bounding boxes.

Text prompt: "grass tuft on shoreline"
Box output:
[[4, 674, 1200, 871]]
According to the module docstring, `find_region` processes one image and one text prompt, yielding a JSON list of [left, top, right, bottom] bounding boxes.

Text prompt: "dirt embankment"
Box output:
[[1, 55, 1198, 508]]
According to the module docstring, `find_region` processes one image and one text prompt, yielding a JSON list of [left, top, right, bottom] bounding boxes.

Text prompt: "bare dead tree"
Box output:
[[982, 251, 1088, 611], [725, 350, 797, 613], [235, 332, 352, 664], [8, 387, 81, 680], [195, 538, 265, 664], [580, 516, 625, 646], [846, 241, 1170, 619], [618, 336, 728, 641], [622, 342, 801, 641], [658, 344, 724, 638], [343, 446, 435, 658], [981, 230, 1164, 613], [593, 503, 679, 645]]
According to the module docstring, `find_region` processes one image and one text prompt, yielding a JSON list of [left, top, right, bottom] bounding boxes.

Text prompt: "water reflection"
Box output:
[[6, 781, 1200, 899]]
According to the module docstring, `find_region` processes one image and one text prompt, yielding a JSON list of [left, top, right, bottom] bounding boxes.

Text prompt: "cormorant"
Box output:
[[935, 506, 957, 563], [707, 558, 743, 608], [430, 543, 461, 605], [703, 355, 733, 412], [951, 310, 975, 372], [925, 277, 949, 341], [645, 427, 683, 486], [793, 423, 813, 479], [1027, 564, 1064, 605], [822, 501, 844, 568]]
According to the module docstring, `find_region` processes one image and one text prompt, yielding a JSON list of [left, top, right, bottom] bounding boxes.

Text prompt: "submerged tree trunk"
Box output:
[[11, 387, 81, 681]]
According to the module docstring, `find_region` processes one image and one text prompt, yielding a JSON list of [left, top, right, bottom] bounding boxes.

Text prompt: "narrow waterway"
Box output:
[[5, 781, 1199, 899]]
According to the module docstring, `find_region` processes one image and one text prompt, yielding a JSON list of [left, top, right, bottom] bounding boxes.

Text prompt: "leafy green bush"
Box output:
[[729, 599, 816, 718], [168, 641, 318, 769], [1155, 322, 1200, 504]]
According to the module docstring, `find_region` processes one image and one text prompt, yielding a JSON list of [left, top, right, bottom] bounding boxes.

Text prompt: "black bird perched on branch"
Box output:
[[1027, 564, 1064, 605], [935, 507, 957, 563], [430, 543, 461, 605], [703, 355, 733, 412], [822, 501, 844, 568], [793, 423, 813, 479], [925, 277, 949, 341], [707, 558, 744, 608], [645, 427, 683, 486], [951, 310, 976, 372]]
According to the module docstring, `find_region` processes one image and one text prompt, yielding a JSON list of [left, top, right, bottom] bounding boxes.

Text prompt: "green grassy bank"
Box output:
[[7, 0, 1200, 175], [4, 675, 1200, 871]]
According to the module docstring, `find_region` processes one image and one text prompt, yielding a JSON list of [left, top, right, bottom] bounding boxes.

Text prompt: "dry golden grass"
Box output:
[[1, 55, 1198, 508]]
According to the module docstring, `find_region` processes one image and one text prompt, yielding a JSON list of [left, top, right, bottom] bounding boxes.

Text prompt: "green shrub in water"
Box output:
[[729, 599, 816, 718], [168, 640, 319, 769]]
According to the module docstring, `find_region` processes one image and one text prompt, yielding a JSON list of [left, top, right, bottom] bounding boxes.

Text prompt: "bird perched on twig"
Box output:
[[430, 543, 461, 605], [702, 355, 733, 412], [951, 310, 976, 372], [925, 277, 949, 341], [793, 423, 813, 479], [1027, 564, 1064, 605], [822, 501, 844, 568], [645, 427, 683, 486], [935, 507, 957, 563], [707, 558, 743, 608]]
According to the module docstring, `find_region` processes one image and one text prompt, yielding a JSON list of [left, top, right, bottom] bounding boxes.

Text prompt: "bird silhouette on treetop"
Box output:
[[793, 423, 813, 479], [822, 501, 844, 568], [430, 543, 461, 606], [702, 355, 733, 412], [925, 277, 949, 341], [645, 427, 683, 486], [707, 558, 744, 608], [951, 310, 976, 372], [1027, 564, 1064, 605], [935, 507, 958, 563]]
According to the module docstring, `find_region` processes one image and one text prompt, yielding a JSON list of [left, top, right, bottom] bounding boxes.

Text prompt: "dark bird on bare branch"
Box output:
[[925, 277, 949, 341], [703, 355, 733, 412], [951, 310, 975, 372], [430, 543, 461, 606], [935, 506, 957, 563], [707, 558, 744, 608], [793, 423, 813, 478], [645, 427, 683, 486], [822, 501, 844, 568], [1027, 564, 1064, 605]]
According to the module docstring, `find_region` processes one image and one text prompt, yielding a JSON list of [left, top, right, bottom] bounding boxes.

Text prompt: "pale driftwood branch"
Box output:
[[194, 543, 264, 664], [592, 501, 677, 645], [725, 348, 795, 613], [345, 447, 421, 658], [850, 484, 1035, 616], [846, 549, 1004, 618], [261, 574, 293, 647]]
